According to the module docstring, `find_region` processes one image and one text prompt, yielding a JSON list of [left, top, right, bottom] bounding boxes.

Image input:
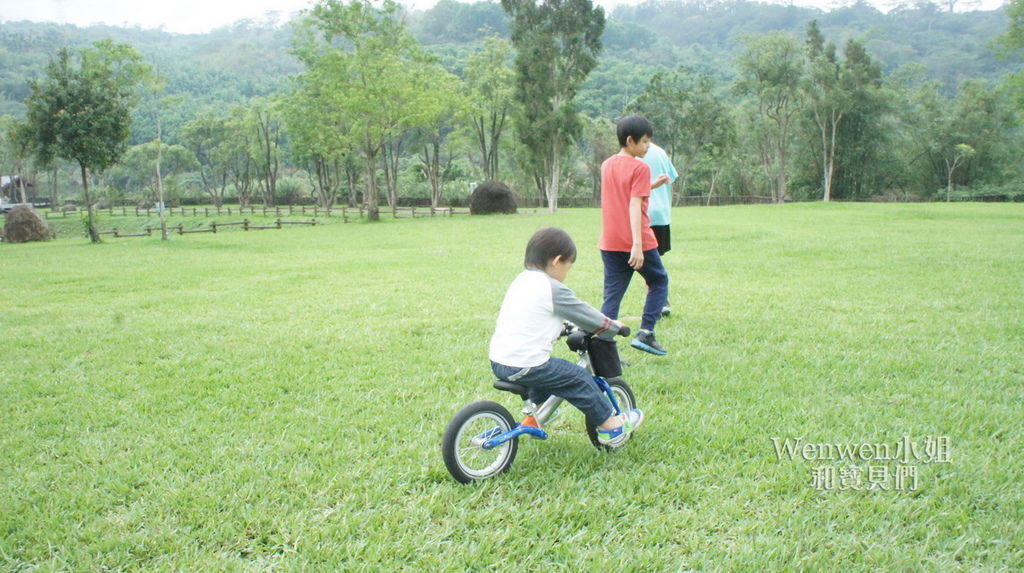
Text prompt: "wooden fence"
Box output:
[[97, 219, 318, 238], [47, 205, 472, 220]]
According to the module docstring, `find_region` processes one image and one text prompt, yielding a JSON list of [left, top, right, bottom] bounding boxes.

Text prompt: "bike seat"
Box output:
[[493, 380, 530, 399]]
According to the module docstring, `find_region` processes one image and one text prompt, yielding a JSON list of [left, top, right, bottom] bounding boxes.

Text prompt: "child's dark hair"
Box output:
[[616, 114, 654, 147], [524, 227, 577, 269]]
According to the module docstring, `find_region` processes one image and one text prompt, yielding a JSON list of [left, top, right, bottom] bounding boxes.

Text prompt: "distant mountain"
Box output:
[[1, 0, 1017, 134]]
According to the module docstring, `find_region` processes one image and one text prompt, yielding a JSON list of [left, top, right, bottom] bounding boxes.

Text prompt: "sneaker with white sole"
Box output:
[[596, 408, 644, 448]]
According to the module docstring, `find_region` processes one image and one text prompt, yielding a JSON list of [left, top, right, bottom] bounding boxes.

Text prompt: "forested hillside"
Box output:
[[1, 0, 1021, 210], [2, 1, 1016, 137]]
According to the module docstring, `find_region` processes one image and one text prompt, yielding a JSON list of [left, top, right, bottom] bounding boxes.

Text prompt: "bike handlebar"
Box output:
[[562, 321, 631, 339]]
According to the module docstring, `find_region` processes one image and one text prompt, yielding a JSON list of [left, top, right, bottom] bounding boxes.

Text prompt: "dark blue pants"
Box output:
[[601, 249, 669, 332], [491, 359, 613, 427]]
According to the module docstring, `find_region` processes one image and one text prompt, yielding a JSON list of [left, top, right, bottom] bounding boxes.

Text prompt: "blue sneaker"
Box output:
[[597, 409, 644, 448], [631, 330, 667, 355]]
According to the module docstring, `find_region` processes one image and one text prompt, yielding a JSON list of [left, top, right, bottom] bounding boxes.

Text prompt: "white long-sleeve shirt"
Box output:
[[488, 269, 616, 368]]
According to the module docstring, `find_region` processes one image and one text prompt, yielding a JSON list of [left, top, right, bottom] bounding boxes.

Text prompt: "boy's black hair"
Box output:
[[524, 227, 577, 269], [616, 114, 654, 148]]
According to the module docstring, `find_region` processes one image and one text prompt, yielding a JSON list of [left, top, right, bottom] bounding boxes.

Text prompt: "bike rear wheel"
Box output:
[[442, 400, 519, 483], [586, 377, 638, 450]]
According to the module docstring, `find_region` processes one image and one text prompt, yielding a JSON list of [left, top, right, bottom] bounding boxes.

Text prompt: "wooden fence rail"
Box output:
[[46, 205, 473, 220], [98, 219, 319, 238]]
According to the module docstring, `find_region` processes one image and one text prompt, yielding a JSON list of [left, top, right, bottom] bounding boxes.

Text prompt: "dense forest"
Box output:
[[2, 0, 1022, 211]]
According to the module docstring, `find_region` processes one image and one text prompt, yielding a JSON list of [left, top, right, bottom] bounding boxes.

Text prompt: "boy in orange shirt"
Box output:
[[599, 115, 670, 355]]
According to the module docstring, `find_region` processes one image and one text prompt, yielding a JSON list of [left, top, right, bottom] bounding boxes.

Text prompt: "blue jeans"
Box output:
[[601, 249, 669, 331], [491, 359, 613, 427]]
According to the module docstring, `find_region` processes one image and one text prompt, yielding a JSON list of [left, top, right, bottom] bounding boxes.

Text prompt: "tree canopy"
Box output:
[[20, 40, 148, 241]]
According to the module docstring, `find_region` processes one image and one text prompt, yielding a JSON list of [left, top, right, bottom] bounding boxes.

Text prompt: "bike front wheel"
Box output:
[[442, 400, 519, 483], [586, 377, 638, 450]]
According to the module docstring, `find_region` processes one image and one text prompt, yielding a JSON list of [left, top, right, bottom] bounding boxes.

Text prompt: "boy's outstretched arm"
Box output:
[[548, 277, 622, 339]]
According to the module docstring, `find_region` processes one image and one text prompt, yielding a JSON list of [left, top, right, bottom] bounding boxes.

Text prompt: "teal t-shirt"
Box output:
[[641, 143, 678, 226]]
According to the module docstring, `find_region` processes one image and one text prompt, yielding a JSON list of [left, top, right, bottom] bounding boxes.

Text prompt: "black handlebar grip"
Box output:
[[618, 325, 631, 338]]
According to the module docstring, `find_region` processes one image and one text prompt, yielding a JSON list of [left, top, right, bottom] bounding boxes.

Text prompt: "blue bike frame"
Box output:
[[478, 374, 622, 450]]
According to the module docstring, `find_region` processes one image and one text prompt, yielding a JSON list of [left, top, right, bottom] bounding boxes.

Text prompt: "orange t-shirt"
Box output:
[[599, 154, 658, 252]]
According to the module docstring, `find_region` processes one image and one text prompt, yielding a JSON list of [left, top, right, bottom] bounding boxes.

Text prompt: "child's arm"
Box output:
[[651, 174, 671, 190], [628, 196, 644, 270], [548, 277, 623, 339]]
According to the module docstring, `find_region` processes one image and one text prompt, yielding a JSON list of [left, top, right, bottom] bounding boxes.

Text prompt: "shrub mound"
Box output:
[[3, 205, 52, 243], [469, 181, 517, 215]]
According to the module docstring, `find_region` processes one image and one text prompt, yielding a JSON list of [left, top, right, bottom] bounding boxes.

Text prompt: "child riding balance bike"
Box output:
[[442, 227, 643, 483]]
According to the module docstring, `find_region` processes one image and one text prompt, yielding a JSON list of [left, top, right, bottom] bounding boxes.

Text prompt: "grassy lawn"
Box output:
[[2, 203, 1021, 570]]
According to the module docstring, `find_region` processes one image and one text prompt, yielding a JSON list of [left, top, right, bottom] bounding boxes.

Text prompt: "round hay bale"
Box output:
[[3, 205, 52, 243], [469, 181, 517, 215]]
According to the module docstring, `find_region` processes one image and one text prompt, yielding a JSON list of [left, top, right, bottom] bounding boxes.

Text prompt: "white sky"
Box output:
[[0, 0, 1009, 35]]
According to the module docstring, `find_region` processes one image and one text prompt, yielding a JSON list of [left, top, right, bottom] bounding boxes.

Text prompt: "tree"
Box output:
[[21, 40, 148, 242], [463, 36, 515, 182], [249, 98, 284, 206], [181, 113, 233, 207], [802, 23, 883, 202], [628, 66, 734, 201], [501, 0, 605, 211], [283, 39, 359, 210], [222, 106, 259, 208], [416, 71, 465, 210], [901, 79, 1016, 196], [998, 0, 1024, 107], [735, 33, 804, 203], [804, 20, 846, 202], [945, 143, 975, 201], [113, 142, 198, 204], [294, 0, 452, 221], [0, 116, 37, 204]]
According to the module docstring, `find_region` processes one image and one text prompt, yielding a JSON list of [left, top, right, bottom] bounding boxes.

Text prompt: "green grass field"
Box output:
[[2, 203, 1022, 571]]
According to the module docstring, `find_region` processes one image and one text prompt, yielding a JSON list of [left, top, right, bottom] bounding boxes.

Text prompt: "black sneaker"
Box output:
[[661, 305, 672, 317], [631, 331, 667, 355]]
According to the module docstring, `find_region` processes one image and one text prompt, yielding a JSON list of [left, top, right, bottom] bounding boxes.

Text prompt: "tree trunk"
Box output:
[[80, 163, 99, 243], [776, 130, 788, 204], [546, 139, 561, 212], [365, 142, 380, 221], [50, 166, 58, 212]]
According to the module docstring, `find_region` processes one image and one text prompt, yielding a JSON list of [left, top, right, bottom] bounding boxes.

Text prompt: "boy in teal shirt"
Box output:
[[640, 142, 678, 316]]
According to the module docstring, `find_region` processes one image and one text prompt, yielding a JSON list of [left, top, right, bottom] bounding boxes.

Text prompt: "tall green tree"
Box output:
[[222, 106, 258, 208], [283, 35, 359, 210], [803, 22, 883, 202], [0, 116, 36, 204], [901, 79, 1017, 196], [998, 0, 1024, 106], [181, 113, 233, 207], [249, 98, 284, 206], [415, 71, 465, 210], [628, 66, 734, 200], [804, 20, 845, 202], [294, 0, 452, 221], [735, 32, 804, 203], [829, 38, 887, 200], [501, 0, 605, 211], [463, 36, 515, 182], [111, 141, 198, 204], [21, 40, 148, 242]]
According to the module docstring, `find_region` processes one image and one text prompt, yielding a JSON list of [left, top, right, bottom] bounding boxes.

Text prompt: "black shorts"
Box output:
[[652, 225, 671, 256]]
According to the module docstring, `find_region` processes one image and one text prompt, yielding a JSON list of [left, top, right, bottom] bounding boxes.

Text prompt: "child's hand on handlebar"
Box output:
[[612, 320, 631, 338]]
